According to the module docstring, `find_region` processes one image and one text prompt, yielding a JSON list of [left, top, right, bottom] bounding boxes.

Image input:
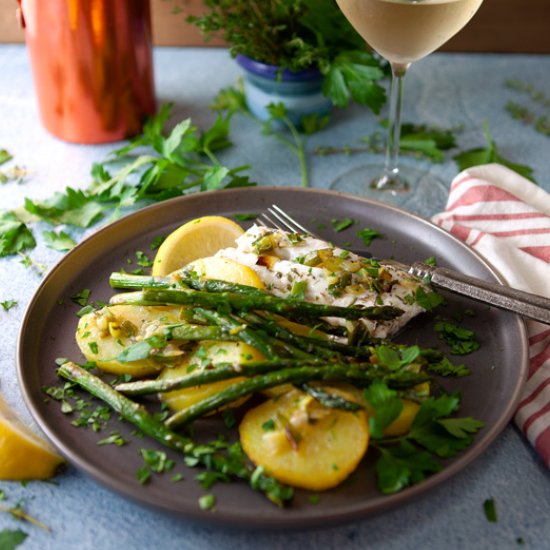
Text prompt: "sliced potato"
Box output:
[[239, 389, 369, 491], [159, 340, 265, 412], [76, 304, 187, 377], [383, 399, 421, 437], [183, 256, 265, 289]]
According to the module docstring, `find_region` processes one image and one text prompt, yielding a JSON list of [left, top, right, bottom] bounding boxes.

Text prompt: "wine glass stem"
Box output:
[[382, 63, 409, 181]]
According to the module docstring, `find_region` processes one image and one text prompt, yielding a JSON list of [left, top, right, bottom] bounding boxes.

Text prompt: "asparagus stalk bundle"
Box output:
[[52, 264, 469, 505]]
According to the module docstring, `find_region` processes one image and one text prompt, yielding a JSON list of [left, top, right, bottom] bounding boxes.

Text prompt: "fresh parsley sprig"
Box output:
[[315, 121, 459, 163], [365, 381, 484, 494], [212, 84, 328, 187], [0, 105, 255, 258], [454, 122, 536, 183]]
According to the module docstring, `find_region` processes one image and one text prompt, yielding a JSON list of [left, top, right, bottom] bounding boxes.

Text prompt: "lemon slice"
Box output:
[[152, 216, 245, 276], [0, 396, 65, 480], [187, 256, 265, 289]]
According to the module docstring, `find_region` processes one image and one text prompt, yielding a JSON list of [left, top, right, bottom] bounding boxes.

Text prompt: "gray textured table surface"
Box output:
[[1, 45, 550, 550]]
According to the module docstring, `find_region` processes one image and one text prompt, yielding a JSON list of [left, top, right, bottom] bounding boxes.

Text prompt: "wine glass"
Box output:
[[332, 0, 484, 209]]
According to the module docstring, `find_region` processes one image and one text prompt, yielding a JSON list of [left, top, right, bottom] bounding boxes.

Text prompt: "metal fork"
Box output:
[[257, 204, 550, 325], [257, 204, 323, 240]]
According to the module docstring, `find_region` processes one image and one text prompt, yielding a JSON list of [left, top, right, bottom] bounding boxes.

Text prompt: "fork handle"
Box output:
[[409, 262, 550, 325]]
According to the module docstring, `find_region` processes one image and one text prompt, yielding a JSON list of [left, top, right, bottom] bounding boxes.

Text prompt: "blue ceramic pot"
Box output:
[[235, 54, 332, 124]]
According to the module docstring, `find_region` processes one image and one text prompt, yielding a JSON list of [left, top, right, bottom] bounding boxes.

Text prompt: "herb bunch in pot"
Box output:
[[187, 0, 387, 124]]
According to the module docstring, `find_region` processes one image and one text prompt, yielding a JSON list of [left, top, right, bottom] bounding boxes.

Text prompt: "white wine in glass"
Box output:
[[332, 0, 484, 207]]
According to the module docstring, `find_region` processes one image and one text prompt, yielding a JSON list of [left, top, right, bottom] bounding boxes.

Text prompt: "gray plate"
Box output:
[[17, 187, 528, 530]]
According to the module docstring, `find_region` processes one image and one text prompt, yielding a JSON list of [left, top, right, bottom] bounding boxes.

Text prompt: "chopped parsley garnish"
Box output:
[[233, 213, 257, 221], [70, 288, 91, 307], [331, 217, 355, 232], [483, 497, 497, 522], [290, 280, 307, 300], [137, 449, 175, 485], [427, 357, 470, 377], [262, 419, 276, 431], [0, 299, 17, 312], [415, 287, 445, 311], [97, 431, 127, 447], [198, 494, 216, 510], [357, 227, 382, 247], [149, 235, 165, 250], [434, 318, 480, 355], [135, 250, 153, 268]]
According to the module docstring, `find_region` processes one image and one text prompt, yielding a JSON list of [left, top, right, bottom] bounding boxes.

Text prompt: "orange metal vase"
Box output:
[[19, 0, 156, 143]]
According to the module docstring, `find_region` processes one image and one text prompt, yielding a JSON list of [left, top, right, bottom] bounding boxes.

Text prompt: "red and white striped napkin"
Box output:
[[432, 163, 550, 466]]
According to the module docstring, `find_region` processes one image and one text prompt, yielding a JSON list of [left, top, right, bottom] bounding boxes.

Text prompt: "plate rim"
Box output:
[[16, 186, 529, 529]]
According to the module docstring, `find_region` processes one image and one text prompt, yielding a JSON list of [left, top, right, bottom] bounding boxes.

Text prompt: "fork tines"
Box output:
[[257, 205, 321, 239]]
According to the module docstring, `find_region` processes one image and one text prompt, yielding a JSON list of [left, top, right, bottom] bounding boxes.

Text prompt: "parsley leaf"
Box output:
[[0, 529, 28, 550], [0, 212, 36, 257], [375, 440, 442, 494], [408, 394, 483, 457], [454, 122, 536, 183], [0, 149, 12, 166], [363, 380, 403, 439], [369, 383, 485, 493], [42, 230, 76, 252], [24, 188, 105, 228], [322, 51, 386, 112], [1, 299, 18, 312], [415, 287, 445, 311], [374, 345, 421, 371]]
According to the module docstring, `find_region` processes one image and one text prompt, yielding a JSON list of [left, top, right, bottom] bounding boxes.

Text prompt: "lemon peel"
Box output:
[[152, 216, 245, 276]]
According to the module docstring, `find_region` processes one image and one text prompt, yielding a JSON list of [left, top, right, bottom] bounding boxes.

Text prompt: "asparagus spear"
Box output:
[[165, 365, 430, 428], [110, 288, 404, 322], [193, 308, 278, 359], [109, 272, 174, 290], [115, 358, 322, 396], [57, 362, 293, 505], [242, 311, 341, 361]]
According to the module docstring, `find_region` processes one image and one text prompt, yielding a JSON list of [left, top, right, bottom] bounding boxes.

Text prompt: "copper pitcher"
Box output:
[[19, 0, 156, 143]]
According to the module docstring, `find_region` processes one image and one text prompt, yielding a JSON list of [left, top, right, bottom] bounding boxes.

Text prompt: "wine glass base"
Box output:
[[330, 164, 449, 217]]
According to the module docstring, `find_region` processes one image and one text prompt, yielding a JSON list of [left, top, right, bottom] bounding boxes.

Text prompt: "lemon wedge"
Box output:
[[0, 396, 64, 480], [152, 216, 245, 276], [186, 256, 265, 289]]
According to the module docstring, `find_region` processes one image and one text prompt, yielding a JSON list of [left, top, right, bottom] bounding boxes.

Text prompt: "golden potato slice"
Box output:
[[383, 399, 421, 437], [185, 256, 265, 289], [159, 341, 265, 412], [76, 304, 186, 377], [239, 389, 369, 491]]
